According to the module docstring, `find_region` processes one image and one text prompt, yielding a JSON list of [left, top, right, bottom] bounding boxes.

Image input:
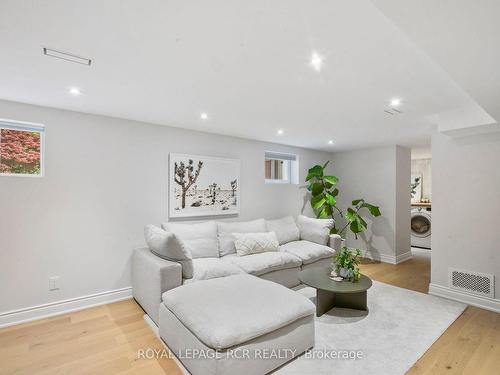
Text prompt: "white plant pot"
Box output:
[[339, 267, 349, 278]]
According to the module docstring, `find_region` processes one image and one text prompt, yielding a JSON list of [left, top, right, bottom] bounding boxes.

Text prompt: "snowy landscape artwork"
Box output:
[[169, 154, 240, 218]]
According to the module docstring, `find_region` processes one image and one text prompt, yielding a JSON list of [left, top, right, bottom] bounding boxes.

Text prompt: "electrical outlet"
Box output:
[[49, 276, 61, 291]]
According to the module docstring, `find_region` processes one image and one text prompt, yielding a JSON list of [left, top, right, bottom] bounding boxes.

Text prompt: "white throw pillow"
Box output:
[[162, 221, 218, 259], [296, 215, 334, 246], [233, 232, 280, 256], [266, 216, 300, 245], [144, 225, 193, 279], [217, 219, 267, 257]]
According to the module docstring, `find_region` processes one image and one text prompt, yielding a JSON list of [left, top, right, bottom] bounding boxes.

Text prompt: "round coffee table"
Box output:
[[298, 266, 372, 317]]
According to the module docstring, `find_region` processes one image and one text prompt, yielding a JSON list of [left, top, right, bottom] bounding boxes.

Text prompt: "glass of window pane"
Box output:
[[0, 128, 42, 176], [265, 159, 289, 181]]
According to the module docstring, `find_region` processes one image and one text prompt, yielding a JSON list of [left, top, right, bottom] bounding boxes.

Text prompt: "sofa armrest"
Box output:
[[328, 234, 342, 251], [132, 247, 182, 325]]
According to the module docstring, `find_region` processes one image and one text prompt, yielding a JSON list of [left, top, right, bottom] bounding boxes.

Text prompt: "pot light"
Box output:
[[277, 129, 284, 135], [310, 51, 324, 71], [69, 87, 81, 96], [328, 140, 334, 145], [390, 98, 401, 107], [200, 112, 208, 120]]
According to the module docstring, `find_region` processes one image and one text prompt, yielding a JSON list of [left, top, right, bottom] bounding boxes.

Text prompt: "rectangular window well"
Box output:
[[264, 151, 299, 184], [0, 119, 45, 177]]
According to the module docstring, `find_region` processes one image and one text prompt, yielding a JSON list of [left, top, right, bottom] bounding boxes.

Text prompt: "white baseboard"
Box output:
[[395, 251, 413, 264], [356, 248, 412, 265], [429, 283, 500, 313], [0, 287, 133, 328], [143, 313, 159, 337]]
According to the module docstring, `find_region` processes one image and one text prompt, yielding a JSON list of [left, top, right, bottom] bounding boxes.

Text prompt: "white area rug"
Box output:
[[275, 281, 466, 375]]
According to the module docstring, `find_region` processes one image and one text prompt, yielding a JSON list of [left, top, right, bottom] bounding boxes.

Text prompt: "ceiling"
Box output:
[[372, 0, 500, 135], [0, 0, 497, 151]]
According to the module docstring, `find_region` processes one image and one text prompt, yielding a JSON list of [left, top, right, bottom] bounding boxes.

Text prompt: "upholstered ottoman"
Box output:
[[159, 274, 315, 375]]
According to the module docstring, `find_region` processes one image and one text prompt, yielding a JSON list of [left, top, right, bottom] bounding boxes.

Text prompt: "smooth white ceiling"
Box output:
[[372, 0, 500, 134], [0, 0, 495, 151]]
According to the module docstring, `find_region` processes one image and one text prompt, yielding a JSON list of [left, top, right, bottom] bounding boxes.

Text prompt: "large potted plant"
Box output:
[[306, 161, 382, 242]]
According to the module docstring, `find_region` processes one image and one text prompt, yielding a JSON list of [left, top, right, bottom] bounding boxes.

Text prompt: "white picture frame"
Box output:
[[169, 153, 240, 218]]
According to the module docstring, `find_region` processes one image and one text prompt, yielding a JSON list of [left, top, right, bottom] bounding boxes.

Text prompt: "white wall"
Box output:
[[332, 145, 411, 262], [411, 146, 431, 160], [0, 99, 333, 315], [431, 130, 500, 303], [395, 146, 411, 257]]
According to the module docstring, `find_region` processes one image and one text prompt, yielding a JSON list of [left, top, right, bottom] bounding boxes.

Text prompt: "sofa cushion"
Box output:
[[183, 258, 244, 284], [162, 221, 218, 259], [162, 274, 315, 349], [144, 225, 193, 278], [233, 232, 279, 256], [280, 240, 334, 265], [222, 252, 301, 276], [266, 216, 300, 245], [296, 215, 334, 246], [217, 219, 267, 257]]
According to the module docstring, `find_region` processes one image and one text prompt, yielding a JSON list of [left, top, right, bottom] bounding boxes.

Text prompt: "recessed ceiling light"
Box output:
[[390, 98, 401, 107], [277, 129, 284, 135], [200, 112, 208, 120], [69, 87, 81, 96], [310, 51, 324, 71], [328, 140, 334, 145]]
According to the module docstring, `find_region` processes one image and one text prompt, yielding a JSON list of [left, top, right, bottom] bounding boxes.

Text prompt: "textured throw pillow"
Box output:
[[162, 221, 218, 259], [266, 216, 300, 245], [217, 219, 267, 257], [233, 232, 280, 256], [296, 215, 334, 246], [144, 225, 193, 279]]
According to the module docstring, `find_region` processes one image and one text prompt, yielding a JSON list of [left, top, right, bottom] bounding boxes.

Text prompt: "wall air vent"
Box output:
[[43, 47, 92, 66], [448, 268, 494, 298]]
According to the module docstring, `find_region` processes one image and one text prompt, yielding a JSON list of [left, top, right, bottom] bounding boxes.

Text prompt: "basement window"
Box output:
[[264, 151, 299, 184], [0, 119, 45, 177]]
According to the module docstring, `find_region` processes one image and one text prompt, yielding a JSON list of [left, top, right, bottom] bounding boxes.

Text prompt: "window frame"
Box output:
[[0, 119, 45, 178], [264, 151, 299, 185]]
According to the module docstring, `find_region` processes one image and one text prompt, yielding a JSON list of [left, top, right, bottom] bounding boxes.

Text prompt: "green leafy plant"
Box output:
[[306, 161, 382, 239], [410, 176, 421, 198], [333, 247, 362, 282]]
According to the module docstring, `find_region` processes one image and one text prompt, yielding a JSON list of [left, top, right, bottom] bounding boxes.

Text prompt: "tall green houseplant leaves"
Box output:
[[306, 161, 382, 239]]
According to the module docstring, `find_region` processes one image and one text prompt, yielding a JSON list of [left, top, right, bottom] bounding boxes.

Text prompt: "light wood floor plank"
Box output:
[[0, 249, 498, 374], [358, 250, 500, 375]]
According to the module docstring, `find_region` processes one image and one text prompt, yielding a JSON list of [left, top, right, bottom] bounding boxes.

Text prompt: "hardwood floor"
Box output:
[[360, 249, 500, 375], [1, 249, 498, 374], [359, 248, 431, 294], [0, 300, 182, 375]]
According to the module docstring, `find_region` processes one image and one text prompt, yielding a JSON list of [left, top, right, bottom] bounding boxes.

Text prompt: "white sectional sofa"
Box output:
[[132, 215, 340, 375], [159, 274, 316, 375], [133, 215, 341, 325]]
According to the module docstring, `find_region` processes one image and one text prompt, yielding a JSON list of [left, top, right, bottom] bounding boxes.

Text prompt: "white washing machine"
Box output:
[[411, 208, 431, 249]]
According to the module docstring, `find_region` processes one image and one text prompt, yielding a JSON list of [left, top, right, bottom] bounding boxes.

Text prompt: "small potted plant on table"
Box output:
[[332, 247, 362, 282]]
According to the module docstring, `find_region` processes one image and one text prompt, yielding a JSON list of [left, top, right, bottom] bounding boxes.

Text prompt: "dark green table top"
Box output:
[[298, 266, 372, 293]]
